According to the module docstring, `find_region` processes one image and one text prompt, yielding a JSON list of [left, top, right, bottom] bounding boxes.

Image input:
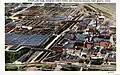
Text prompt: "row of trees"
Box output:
[[5, 48, 30, 63], [5, 66, 18, 71]]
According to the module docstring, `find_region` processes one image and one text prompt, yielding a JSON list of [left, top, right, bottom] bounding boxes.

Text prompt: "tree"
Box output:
[[5, 66, 18, 71]]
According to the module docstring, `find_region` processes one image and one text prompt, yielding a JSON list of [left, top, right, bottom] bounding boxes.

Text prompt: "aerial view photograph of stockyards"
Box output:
[[5, 3, 116, 71]]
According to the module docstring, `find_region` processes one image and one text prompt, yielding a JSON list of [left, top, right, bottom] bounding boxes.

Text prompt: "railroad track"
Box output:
[[12, 4, 97, 65]]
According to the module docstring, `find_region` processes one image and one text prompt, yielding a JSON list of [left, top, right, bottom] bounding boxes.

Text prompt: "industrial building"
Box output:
[[5, 3, 116, 71]]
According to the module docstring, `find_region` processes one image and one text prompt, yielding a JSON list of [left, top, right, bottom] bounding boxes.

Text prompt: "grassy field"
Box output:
[[98, 3, 116, 13]]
